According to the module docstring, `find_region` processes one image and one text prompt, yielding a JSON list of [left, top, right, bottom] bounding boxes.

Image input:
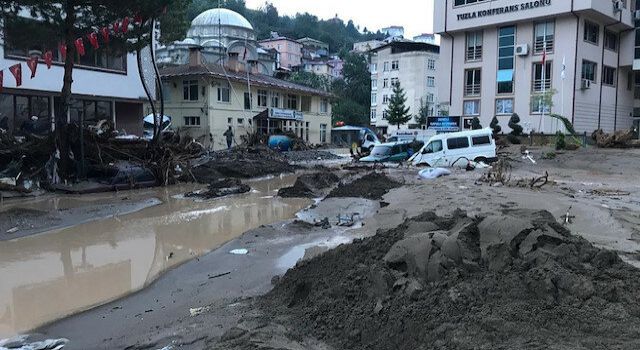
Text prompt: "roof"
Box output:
[[259, 37, 300, 43], [191, 9, 253, 30], [370, 40, 440, 55], [297, 37, 328, 45], [160, 64, 332, 97]]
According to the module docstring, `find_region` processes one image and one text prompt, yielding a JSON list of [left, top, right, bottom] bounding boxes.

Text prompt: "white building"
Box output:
[[0, 15, 151, 136], [369, 41, 440, 135], [434, 0, 639, 134], [381, 26, 405, 40]]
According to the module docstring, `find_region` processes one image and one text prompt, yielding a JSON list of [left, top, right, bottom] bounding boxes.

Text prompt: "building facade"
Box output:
[[160, 50, 332, 150], [0, 16, 150, 137], [353, 40, 385, 53], [157, 9, 276, 76], [435, 0, 639, 134], [258, 34, 303, 69], [369, 41, 440, 135]]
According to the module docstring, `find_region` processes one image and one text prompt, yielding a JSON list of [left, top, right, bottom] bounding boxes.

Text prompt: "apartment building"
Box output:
[[160, 49, 332, 150], [435, 0, 640, 135], [259, 34, 303, 69], [369, 41, 440, 135]]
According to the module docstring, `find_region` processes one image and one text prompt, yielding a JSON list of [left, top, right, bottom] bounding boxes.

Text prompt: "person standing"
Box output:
[[223, 126, 234, 149]]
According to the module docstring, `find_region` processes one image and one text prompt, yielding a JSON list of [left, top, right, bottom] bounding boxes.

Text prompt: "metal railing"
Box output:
[[534, 39, 554, 53], [466, 47, 482, 61], [464, 84, 481, 96], [532, 79, 552, 92]]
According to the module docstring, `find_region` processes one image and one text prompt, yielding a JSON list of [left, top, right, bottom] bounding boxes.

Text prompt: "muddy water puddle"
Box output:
[[0, 174, 310, 337]]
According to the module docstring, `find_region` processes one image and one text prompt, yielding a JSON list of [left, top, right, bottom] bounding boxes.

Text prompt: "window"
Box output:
[[257, 89, 268, 107], [447, 137, 470, 150], [602, 66, 616, 86], [217, 85, 230, 103], [305, 122, 310, 142], [383, 62, 390, 72], [497, 25, 515, 94], [237, 118, 244, 125], [604, 30, 618, 51], [184, 116, 201, 126], [228, 117, 232, 124], [531, 95, 551, 114], [464, 69, 481, 96], [427, 76, 435, 87], [428, 59, 436, 70], [426, 93, 434, 103], [463, 100, 480, 116], [286, 94, 298, 110], [371, 92, 377, 105], [495, 98, 513, 115], [320, 124, 327, 143], [582, 60, 597, 82], [532, 61, 552, 92], [320, 98, 329, 113], [383, 79, 389, 88], [244, 92, 252, 110], [391, 78, 399, 87], [584, 20, 599, 45], [183, 80, 199, 101], [391, 60, 399, 70], [301, 96, 312, 112], [382, 110, 389, 119], [534, 21, 555, 53], [370, 109, 377, 120], [372, 79, 378, 89], [466, 31, 483, 61], [383, 95, 390, 104], [370, 63, 378, 73], [423, 140, 443, 153], [271, 92, 280, 108], [472, 135, 491, 146]]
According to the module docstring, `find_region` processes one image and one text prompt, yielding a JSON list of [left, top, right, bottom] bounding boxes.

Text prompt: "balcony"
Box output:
[[464, 84, 481, 96], [466, 47, 482, 61], [532, 79, 552, 92]]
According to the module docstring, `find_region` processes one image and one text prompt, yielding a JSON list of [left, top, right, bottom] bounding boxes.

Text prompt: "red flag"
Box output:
[[59, 43, 67, 61], [101, 27, 110, 43], [542, 49, 546, 66], [9, 64, 22, 87], [75, 38, 85, 56], [87, 32, 99, 49], [0, 71, 3, 92], [113, 21, 121, 34], [44, 51, 53, 69], [26, 56, 38, 78], [122, 16, 130, 33], [134, 13, 143, 25]]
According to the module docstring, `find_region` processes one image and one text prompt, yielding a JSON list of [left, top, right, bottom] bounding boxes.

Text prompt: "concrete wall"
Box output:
[[259, 39, 303, 69]]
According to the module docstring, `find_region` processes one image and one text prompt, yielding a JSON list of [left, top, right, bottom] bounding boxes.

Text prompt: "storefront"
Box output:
[[254, 108, 306, 139]]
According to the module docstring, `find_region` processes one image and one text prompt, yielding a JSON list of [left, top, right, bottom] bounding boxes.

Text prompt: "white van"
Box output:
[[409, 128, 497, 167]]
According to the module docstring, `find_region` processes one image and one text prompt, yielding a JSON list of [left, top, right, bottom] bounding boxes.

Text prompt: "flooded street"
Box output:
[[0, 174, 310, 337]]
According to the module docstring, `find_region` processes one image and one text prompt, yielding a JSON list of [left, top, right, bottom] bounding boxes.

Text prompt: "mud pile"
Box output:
[[217, 209, 640, 350], [278, 172, 340, 198], [185, 179, 250, 199], [326, 172, 401, 200], [190, 148, 295, 183]]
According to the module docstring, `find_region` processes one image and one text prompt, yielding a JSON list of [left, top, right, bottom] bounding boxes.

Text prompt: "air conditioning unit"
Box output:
[[613, 0, 623, 12], [515, 44, 529, 56], [581, 79, 592, 90]]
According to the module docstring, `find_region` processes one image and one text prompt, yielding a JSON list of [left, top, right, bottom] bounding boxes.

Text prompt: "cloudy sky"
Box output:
[[244, 0, 435, 38]]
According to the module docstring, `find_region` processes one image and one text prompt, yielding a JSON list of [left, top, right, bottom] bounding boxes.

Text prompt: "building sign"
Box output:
[[457, 0, 551, 21], [270, 108, 304, 121], [427, 116, 461, 132]]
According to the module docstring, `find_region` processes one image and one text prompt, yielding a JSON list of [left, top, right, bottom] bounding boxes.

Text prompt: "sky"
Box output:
[[244, 0, 435, 38]]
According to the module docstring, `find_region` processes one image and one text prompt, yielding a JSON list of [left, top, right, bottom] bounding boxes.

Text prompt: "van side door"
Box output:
[[445, 136, 471, 166]]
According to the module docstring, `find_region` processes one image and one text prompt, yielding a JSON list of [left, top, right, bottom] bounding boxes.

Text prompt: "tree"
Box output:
[[490, 116, 502, 135], [385, 83, 411, 129], [471, 117, 482, 130], [415, 98, 430, 126], [287, 71, 331, 92], [330, 53, 370, 126], [509, 113, 523, 136]]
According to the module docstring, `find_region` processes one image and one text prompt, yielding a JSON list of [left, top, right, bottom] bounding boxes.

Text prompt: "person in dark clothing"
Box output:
[[223, 126, 234, 149]]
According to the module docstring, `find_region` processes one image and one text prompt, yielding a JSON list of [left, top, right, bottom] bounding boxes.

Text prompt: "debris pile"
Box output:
[[592, 129, 639, 148], [218, 209, 640, 349], [185, 179, 251, 199], [326, 172, 401, 200], [477, 159, 550, 189], [278, 172, 339, 198]]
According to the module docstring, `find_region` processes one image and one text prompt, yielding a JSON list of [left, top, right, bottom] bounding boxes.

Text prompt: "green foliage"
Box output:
[[385, 83, 412, 128], [506, 134, 521, 144], [415, 98, 430, 126], [330, 53, 371, 126], [490, 116, 502, 135], [509, 113, 523, 136], [471, 117, 482, 130], [287, 71, 332, 91], [555, 132, 566, 150], [548, 114, 576, 135]]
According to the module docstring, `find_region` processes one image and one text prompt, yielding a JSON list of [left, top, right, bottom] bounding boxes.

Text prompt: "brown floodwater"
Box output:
[[0, 174, 310, 337]]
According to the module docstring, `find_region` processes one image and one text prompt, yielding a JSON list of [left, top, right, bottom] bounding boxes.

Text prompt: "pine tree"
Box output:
[[471, 117, 482, 130], [385, 83, 411, 129], [490, 116, 502, 135], [509, 113, 523, 136], [415, 98, 430, 126]]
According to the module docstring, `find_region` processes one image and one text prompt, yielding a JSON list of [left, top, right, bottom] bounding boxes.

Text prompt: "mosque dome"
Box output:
[[190, 8, 253, 31]]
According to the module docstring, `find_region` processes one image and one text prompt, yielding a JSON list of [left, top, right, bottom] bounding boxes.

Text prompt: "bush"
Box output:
[[509, 113, 523, 136], [506, 134, 521, 144], [471, 117, 482, 130], [555, 132, 566, 150], [490, 116, 502, 135]]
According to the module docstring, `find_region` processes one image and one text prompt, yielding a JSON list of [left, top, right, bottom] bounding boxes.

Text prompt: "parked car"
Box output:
[[360, 140, 424, 163], [409, 128, 497, 167]]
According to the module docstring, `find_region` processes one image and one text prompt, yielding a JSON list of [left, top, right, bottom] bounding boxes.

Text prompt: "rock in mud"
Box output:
[[326, 172, 401, 200], [185, 179, 250, 199], [278, 172, 340, 198]]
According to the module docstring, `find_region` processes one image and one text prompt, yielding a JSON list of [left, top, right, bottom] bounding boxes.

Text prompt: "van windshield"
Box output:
[[424, 140, 443, 153], [371, 146, 393, 156]]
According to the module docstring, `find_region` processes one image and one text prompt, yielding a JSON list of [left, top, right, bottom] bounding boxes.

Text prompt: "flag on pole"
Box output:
[[101, 27, 110, 43], [122, 16, 130, 33], [542, 47, 546, 66], [26, 56, 38, 78], [113, 21, 121, 34], [44, 51, 53, 69], [561, 55, 566, 80], [59, 42, 67, 61], [134, 13, 143, 25], [9, 63, 22, 87], [87, 32, 99, 49], [75, 38, 86, 56]]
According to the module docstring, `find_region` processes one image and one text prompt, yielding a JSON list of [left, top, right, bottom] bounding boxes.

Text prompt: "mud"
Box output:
[[326, 172, 401, 200], [185, 179, 251, 199], [190, 148, 295, 183], [278, 172, 340, 198], [216, 209, 640, 350]]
